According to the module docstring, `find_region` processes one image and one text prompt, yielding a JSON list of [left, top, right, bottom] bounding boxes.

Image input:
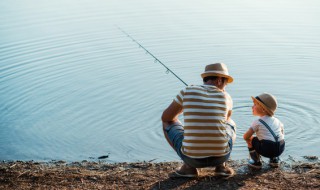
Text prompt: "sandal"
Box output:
[[214, 163, 235, 176], [169, 164, 198, 178]]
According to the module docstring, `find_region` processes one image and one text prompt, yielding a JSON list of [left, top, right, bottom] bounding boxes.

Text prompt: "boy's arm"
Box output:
[[243, 128, 255, 147], [243, 128, 254, 140]]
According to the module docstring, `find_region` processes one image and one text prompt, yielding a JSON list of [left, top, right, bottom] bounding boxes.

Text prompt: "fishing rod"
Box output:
[[116, 26, 188, 86]]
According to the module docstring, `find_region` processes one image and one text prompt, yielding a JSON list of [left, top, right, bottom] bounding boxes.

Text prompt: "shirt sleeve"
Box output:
[[250, 119, 260, 132], [174, 88, 186, 105]]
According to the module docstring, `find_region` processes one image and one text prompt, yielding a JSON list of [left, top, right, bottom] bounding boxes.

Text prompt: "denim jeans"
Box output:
[[164, 123, 234, 168]]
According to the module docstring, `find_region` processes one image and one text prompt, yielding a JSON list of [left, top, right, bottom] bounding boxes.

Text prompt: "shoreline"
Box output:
[[1, 158, 319, 189]]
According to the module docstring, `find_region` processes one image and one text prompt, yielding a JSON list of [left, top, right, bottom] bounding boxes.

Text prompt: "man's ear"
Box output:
[[217, 77, 223, 84], [211, 78, 218, 86]]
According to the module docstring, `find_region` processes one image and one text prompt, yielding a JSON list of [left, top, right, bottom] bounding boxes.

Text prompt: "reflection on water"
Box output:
[[0, 0, 320, 162]]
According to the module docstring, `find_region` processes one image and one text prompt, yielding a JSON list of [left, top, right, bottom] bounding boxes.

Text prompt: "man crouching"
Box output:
[[162, 62, 236, 177]]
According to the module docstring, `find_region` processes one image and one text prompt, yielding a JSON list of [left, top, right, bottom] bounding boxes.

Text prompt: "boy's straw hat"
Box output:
[[251, 93, 277, 116], [201, 63, 233, 83]]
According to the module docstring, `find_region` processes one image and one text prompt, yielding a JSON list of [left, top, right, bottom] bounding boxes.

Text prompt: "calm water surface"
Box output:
[[1, 0, 319, 163]]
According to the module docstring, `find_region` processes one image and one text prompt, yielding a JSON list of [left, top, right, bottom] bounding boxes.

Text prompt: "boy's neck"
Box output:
[[259, 114, 271, 118]]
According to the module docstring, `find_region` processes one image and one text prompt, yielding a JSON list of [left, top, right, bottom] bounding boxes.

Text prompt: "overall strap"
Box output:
[[259, 119, 279, 142]]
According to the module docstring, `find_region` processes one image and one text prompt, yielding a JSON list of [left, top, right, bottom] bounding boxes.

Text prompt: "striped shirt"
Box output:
[[174, 85, 230, 158]]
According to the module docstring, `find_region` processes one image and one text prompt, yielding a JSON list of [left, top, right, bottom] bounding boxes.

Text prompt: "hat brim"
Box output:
[[251, 96, 274, 116], [201, 72, 233, 83]]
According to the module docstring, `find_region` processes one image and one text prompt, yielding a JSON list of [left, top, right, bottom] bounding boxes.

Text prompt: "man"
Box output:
[[162, 62, 236, 177]]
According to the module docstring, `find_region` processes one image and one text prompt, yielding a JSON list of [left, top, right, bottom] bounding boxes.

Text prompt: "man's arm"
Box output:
[[227, 110, 232, 122], [225, 92, 233, 121], [161, 100, 183, 148], [161, 100, 183, 123]]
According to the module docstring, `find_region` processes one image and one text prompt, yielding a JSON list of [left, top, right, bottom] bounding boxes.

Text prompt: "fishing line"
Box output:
[[116, 26, 188, 86]]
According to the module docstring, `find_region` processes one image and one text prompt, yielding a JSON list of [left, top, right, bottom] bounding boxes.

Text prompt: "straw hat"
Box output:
[[201, 63, 233, 83], [251, 93, 278, 116]]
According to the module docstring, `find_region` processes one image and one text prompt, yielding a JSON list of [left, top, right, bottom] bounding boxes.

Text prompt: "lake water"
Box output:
[[1, 0, 319, 163]]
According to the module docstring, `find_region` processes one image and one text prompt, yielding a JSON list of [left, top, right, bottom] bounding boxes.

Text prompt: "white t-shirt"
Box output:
[[250, 115, 284, 142]]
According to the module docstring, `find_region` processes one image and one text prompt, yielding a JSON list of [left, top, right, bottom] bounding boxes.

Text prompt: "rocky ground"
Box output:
[[0, 157, 319, 190]]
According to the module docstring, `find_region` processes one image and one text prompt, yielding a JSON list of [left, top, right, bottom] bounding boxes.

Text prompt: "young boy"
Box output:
[[243, 93, 285, 169]]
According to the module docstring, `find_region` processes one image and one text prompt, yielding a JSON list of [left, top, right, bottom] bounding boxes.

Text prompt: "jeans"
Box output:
[[164, 123, 234, 168]]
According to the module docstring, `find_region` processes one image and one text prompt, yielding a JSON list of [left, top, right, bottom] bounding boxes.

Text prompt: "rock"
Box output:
[[98, 155, 109, 159]]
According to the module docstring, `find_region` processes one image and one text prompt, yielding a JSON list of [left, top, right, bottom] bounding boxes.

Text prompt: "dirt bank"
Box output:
[[0, 159, 319, 189]]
